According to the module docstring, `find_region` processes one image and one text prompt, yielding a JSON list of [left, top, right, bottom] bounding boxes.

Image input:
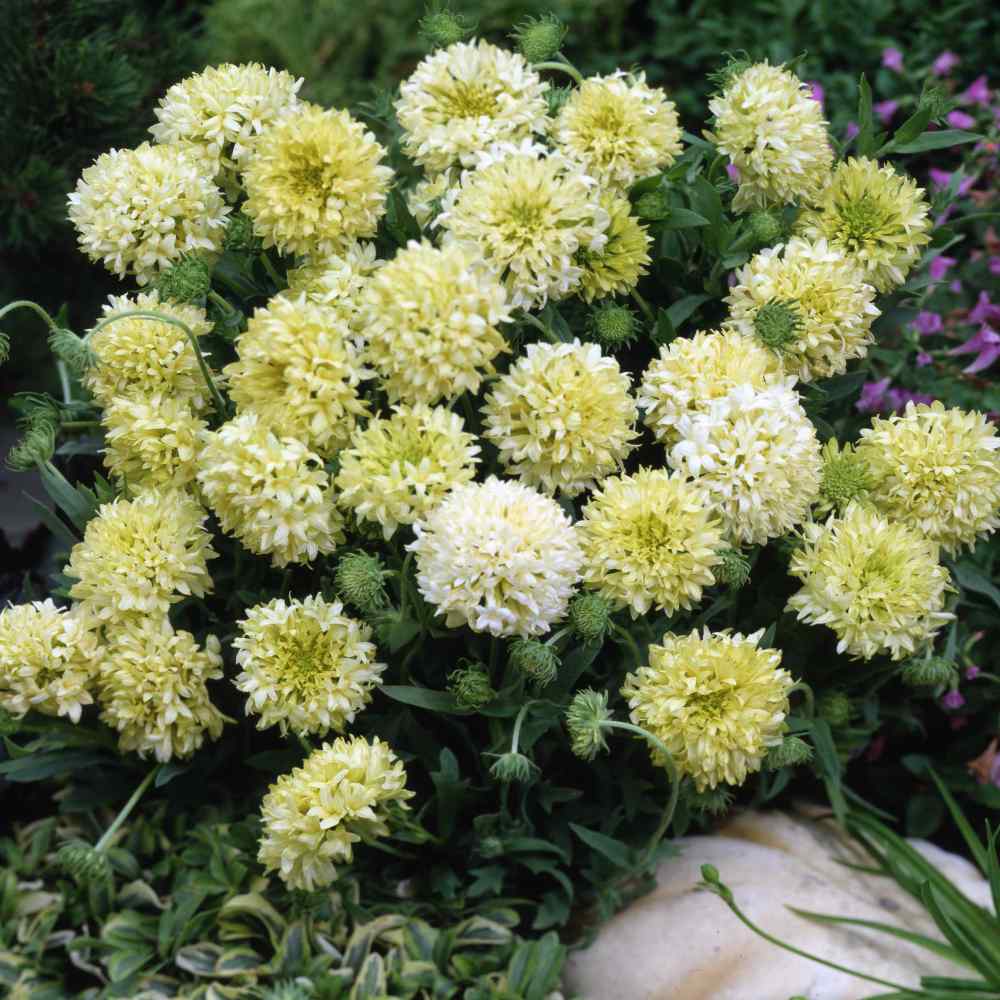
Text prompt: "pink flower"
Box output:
[[808, 81, 825, 105], [962, 75, 991, 106], [914, 310, 943, 335], [947, 109, 977, 129], [886, 388, 933, 412], [725, 162, 740, 183], [916, 351, 933, 367], [845, 121, 860, 140], [932, 51, 960, 76], [966, 665, 981, 679], [929, 255, 957, 281], [948, 325, 1000, 374], [882, 47, 904, 72], [969, 291, 1000, 326], [874, 99, 899, 123], [950, 279, 963, 293], [941, 690, 965, 710], [990, 257, 1000, 276], [856, 377, 891, 413]]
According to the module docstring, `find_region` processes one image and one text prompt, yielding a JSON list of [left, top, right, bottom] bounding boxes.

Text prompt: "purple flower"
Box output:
[[882, 47, 904, 72], [948, 325, 1000, 374], [914, 310, 943, 335], [932, 51, 960, 76], [916, 351, 934, 367], [962, 75, 991, 106], [969, 291, 1000, 326], [950, 279, 963, 293], [942, 690, 965, 710], [726, 162, 741, 183], [856, 377, 891, 414], [808, 81, 825, 105], [947, 109, 977, 129], [886, 388, 934, 412], [929, 255, 957, 281], [966, 665, 981, 680], [990, 257, 1000, 276], [874, 99, 899, 123], [845, 121, 860, 140], [928, 168, 976, 196]]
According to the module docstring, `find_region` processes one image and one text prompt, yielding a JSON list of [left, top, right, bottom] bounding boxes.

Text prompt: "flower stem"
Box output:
[[789, 680, 816, 718], [95, 765, 161, 852], [259, 252, 284, 289], [398, 550, 415, 622], [534, 57, 584, 86], [60, 421, 101, 431], [519, 311, 561, 344], [631, 289, 656, 325], [611, 622, 643, 668], [208, 290, 236, 314]]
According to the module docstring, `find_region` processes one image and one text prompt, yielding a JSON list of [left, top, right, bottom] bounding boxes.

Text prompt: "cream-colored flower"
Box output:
[[576, 193, 651, 303], [669, 383, 821, 545], [234, 595, 384, 736], [857, 402, 1000, 552], [66, 491, 216, 622], [553, 71, 682, 190], [623, 628, 792, 790], [362, 240, 510, 403], [285, 241, 382, 334], [725, 237, 880, 381], [224, 293, 371, 456], [396, 39, 550, 173], [0, 601, 99, 723], [788, 503, 954, 660], [409, 477, 583, 637], [335, 404, 479, 539], [68, 142, 229, 284], [482, 339, 638, 496], [197, 413, 344, 567], [406, 170, 457, 229], [258, 736, 413, 890], [578, 469, 724, 616]]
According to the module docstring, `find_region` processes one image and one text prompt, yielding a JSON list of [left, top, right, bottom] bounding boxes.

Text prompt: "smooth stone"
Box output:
[[563, 809, 992, 1000]]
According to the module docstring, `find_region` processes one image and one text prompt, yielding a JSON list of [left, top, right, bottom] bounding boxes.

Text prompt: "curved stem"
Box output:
[[789, 680, 816, 719], [398, 550, 415, 622], [95, 765, 161, 852], [0, 299, 59, 330], [259, 252, 284, 289], [534, 58, 584, 86], [519, 311, 560, 344], [208, 290, 236, 314], [611, 622, 643, 668], [87, 310, 227, 419], [56, 361, 73, 405], [509, 699, 540, 755], [60, 420, 101, 431], [631, 289, 656, 325]]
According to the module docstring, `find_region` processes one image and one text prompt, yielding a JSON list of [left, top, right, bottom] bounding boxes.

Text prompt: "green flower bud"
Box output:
[[334, 552, 390, 614], [223, 211, 262, 255], [48, 327, 96, 378], [716, 549, 751, 589], [448, 662, 496, 710], [419, 5, 474, 48], [154, 253, 212, 304], [489, 751, 538, 784], [259, 982, 313, 1000], [6, 418, 55, 471], [0, 332, 9, 366], [918, 80, 955, 122], [765, 735, 814, 770], [633, 190, 671, 221], [708, 54, 754, 92], [510, 14, 567, 63], [747, 210, 783, 246], [508, 639, 559, 687], [819, 441, 874, 514], [753, 299, 802, 351], [690, 785, 733, 816], [0, 708, 21, 737], [589, 303, 639, 349], [900, 655, 956, 688], [56, 842, 112, 885], [568, 593, 613, 644], [478, 835, 504, 859], [565, 688, 611, 761], [817, 692, 851, 727]]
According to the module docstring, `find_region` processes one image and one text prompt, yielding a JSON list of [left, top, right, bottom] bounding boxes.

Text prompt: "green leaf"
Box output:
[[878, 105, 934, 155], [951, 562, 1000, 610], [569, 823, 634, 869], [927, 769, 990, 876], [0, 749, 111, 781], [505, 932, 565, 999], [892, 129, 981, 154], [37, 461, 93, 531], [662, 207, 710, 229], [665, 293, 711, 331], [856, 74, 875, 157], [812, 370, 869, 403], [380, 685, 471, 715], [805, 719, 846, 822], [21, 492, 79, 547]]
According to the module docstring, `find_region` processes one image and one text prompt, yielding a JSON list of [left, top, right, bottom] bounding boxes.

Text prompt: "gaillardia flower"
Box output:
[[258, 736, 412, 890], [242, 104, 392, 256], [362, 240, 510, 403], [638, 328, 787, 447], [482, 339, 638, 496], [335, 404, 480, 539], [285, 240, 382, 333], [787, 503, 953, 660], [98, 616, 226, 761], [669, 383, 822, 545], [395, 39, 550, 172], [66, 490, 216, 621], [576, 193, 652, 302], [197, 413, 344, 567], [577, 469, 724, 616], [224, 293, 371, 456], [623, 628, 792, 790], [233, 595, 385, 736], [856, 401, 1000, 552], [553, 71, 682, 190], [706, 61, 833, 212], [797, 157, 931, 292], [725, 237, 880, 381], [409, 477, 583, 637], [0, 601, 98, 723], [68, 142, 229, 284]]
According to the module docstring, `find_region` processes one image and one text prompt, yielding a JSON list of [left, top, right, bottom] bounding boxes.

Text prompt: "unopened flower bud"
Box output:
[[508, 639, 559, 687], [6, 419, 56, 472], [590, 303, 638, 349], [819, 441, 874, 514], [48, 327, 95, 377], [765, 735, 814, 769], [565, 688, 611, 761], [222, 211, 261, 255], [511, 14, 567, 63], [448, 662, 495, 710], [716, 548, 751, 589], [260, 980, 313, 1000], [334, 552, 390, 614], [900, 655, 956, 688], [690, 785, 733, 816], [154, 253, 211, 304], [568, 593, 612, 644], [489, 751, 538, 784], [419, 5, 474, 48], [817, 691, 851, 727], [57, 842, 112, 885], [747, 209, 783, 246], [633, 190, 671, 221]]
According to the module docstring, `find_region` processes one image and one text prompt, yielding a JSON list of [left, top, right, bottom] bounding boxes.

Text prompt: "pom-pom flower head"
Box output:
[[68, 142, 229, 284], [0, 601, 98, 723], [98, 616, 226, 761], [577, 469, 724, 616], [258, 736, 412, 891], [285, 241, 382, 334], [576, 193, 652, 303], [242, 105, 392, 256], [66, 490, 216, 622], [395, 39, 550, 173], [335, 404, 480, 539], [553, 71, 683, 190], [409, 477, 583, 638], [85, 292, 216, 411], [622, 628, 792, 790], [706, 61, 833, 212], [787, 503, 954, 660], [233, 595, 385, 736], [725, 237, 880, 381], [797, 157, 931, 292], [638, 328, 788, 447], [224, 294, 371, 456], [362, 240, 510, 404], [482, 339, 638, 496], [197, 413, 344, 568], [669, 383, 822, 545], [439, 149, 609, 309], [856, 401, 1000, 552]]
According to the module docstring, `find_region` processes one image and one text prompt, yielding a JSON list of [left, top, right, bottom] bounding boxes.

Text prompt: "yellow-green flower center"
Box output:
[[754, 299, 802, 350], [436, 81, 501, 118], [834, 193, 892, 248], [266, 621, 341, 694]]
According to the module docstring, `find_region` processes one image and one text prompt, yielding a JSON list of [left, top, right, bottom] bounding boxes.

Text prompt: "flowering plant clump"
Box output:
[[2, 13, 997, 996]]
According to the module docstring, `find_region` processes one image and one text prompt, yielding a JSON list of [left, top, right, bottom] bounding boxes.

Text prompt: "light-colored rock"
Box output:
[[563, 809, 992, 1000]]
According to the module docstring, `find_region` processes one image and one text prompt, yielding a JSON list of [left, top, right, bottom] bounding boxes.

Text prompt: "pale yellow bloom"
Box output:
[[576, 193, 651, 303]]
